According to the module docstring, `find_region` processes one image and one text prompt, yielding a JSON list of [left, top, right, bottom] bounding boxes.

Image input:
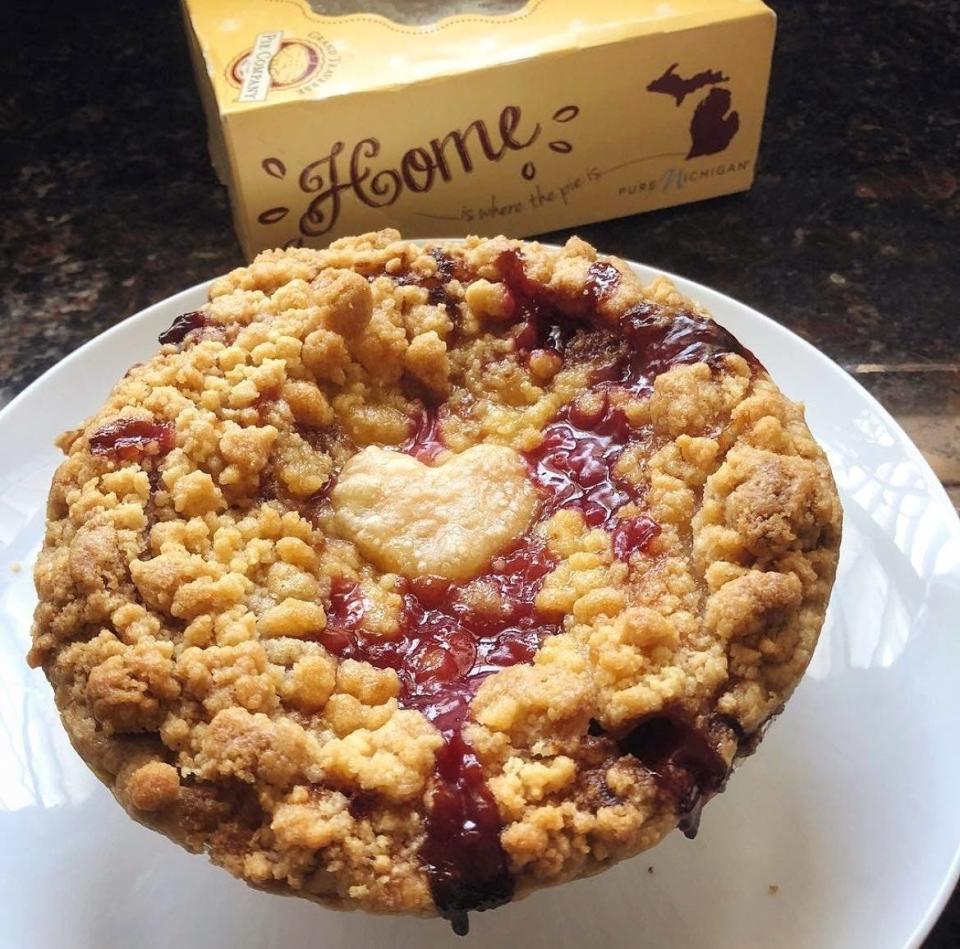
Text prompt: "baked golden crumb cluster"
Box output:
[[29, 231, 841, 933]]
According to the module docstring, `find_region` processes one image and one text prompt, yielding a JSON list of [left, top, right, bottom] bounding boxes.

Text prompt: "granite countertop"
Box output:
[[1, 0, 958, 943]]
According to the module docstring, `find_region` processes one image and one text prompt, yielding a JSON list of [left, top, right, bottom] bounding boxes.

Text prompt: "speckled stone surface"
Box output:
[[0, 0, 958, 942]]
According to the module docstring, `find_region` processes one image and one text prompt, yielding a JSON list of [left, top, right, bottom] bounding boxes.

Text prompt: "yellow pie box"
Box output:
[[182, 0, 776, 258]]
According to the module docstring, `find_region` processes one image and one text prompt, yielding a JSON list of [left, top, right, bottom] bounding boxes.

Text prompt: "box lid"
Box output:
[[183, 0, 773, 113]]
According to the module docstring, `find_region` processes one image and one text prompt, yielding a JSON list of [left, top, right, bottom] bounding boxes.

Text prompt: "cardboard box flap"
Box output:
[[183, 0, 773, 111]]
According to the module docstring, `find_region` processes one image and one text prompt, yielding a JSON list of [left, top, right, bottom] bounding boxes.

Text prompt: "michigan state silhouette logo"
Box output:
[[647, 63, 740, 159]]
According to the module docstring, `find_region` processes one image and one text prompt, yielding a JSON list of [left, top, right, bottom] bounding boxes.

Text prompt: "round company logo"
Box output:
[[227, 38, 323, 90]]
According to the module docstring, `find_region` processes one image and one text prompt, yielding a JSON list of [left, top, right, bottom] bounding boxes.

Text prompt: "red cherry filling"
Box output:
[[525, 393, 638, 530], [403, 405, 447, 464], [89, 419, 175, 461], [611, 515, 662, 561], [498, 248, 760, 398], [158, 310, 206, 345], [617, 714, 731, 839], [394, 249, 464, 322], [583, 260, 623, 307], [320, 536, 557, 932], [421, 732, 513, 937], [323, 249, 764, 932], [614, 303, 761, 395], [321, 537, 556, 733]]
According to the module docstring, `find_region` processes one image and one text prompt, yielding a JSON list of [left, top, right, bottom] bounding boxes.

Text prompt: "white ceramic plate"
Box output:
[[2, 262, 959, 949]]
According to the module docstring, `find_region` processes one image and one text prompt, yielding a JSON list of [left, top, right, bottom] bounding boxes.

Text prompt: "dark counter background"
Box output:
[[1, 1, 958, 944]]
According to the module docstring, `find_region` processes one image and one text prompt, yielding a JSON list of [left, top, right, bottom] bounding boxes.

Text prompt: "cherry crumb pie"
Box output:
[[29, 231, 841, 934]]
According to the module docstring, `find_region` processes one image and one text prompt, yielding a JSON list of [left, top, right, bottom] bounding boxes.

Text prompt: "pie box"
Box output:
[[181, 0, 776, 259]]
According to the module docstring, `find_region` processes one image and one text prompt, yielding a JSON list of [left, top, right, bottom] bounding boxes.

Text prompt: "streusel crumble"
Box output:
[[29, 231, 841, 933]]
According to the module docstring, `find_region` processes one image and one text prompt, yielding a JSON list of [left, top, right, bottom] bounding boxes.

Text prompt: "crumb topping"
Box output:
[[29, 230, 841, 929]]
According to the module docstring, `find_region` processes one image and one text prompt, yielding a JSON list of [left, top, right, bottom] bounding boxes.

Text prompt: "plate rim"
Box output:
[[1, 254, 958, 948]]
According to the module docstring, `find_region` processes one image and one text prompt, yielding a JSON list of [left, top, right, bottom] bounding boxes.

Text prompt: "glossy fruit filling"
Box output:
[[319, 536, 555, 935], [89, 419, 175, 461], [158, 310, 206, 345], [316, 250, 759, 932], [618, 713, 731, 839]]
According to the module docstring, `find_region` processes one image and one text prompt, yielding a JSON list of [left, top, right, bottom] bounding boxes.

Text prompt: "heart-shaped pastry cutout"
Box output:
[[331, 444, 538, 581]]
